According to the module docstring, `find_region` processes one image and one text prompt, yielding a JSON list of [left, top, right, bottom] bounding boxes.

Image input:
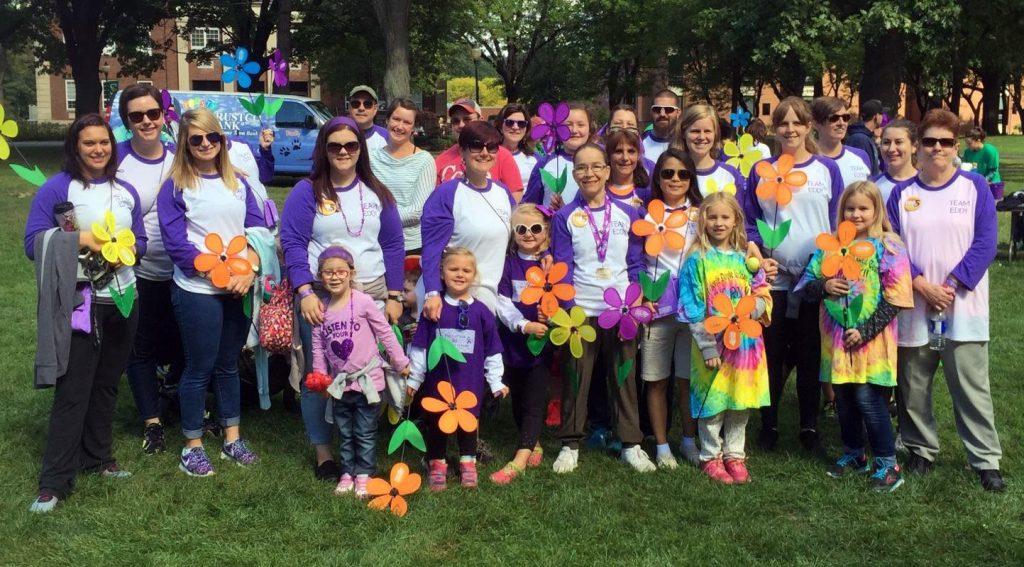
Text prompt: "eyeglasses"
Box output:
[[608, 126, 640, 135], [514, 223, 545, 236], [349, 99, 376, 109], [188, 132, 223, 147], [503, 119, 529, 130], [659, 168, 694, 181], [921, 137, 957, 149], [457, 300, 469, 330], [827, 113, 852, 124], [326, 141, 361, 154], [651, 105, 679, 115], [466, 140, 499, 154], [451, 116, 477, 126], [321, 269, 350, 279], [127, 109, 163, 123], [573, 164, 609, 174]]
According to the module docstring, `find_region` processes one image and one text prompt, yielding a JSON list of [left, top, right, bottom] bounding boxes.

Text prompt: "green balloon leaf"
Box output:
[[555, 167, 568, 194], [264, 97, 284, 117], [242, 288, 253, 319], [756, 218, 793, 249], [616, 357, 633, 388], [240, 94, 265, 117], [848, 293, 865, 327], [640, 271, 671, 302], [824, 298, 846, 327], [541, 169, 558, 193], [109, 282, 136, 318], [526, 329, 550, 356], [392, 323, 404, 348], [387, 420, 426, 454], [10, 164, 46, 187], [427, 334, 466, 371]]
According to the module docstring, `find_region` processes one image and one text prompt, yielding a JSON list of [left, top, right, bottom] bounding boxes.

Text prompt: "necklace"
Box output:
[[469, 181, 510, 235], [337, 181, 366, 237]]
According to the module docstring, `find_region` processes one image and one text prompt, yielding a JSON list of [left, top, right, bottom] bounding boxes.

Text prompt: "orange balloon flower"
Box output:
[[754, 154, 807, 206], [193, 233, 252, 289], [367, 462, 421, 518], [421, 381, 478, 433], [631, 199, 689, 256], [520, 262, 575, 318], [704, 293, 762, 350], [815, 220, 874, 281]]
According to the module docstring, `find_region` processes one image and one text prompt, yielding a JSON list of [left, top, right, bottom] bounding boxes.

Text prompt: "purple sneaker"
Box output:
[[180, 446, 215, 477], [221, 439, 258, 466]]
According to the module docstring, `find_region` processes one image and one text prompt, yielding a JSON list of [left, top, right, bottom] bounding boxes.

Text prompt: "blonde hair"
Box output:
[[509, 203, 550, 254], [772, 97, 819, 155], [672, 104, 720, 158], [688, 192, 748, 256], [441, 246, 480, 287], [837, 181, 903, 251], [167, 108, 238, 191]]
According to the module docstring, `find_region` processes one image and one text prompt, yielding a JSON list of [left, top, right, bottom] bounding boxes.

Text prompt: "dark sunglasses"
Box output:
[[349, 99, 375, 109], [326, 141, 361, 154], [659, 168, 693, 181], [457, 300, 469, 330], [503, 119, 529, 129], [466, 140, 499, 154], [188, 132, 223, 147], [651, 105, 678, 115], [827, 113, 852, 124], [127, 108, 163, 123], [921, 137, 957, 149], [513, 223, 545, 236], [451, 116, 477, 126]]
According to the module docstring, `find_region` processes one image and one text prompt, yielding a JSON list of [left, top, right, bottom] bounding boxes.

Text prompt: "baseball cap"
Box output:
[[448, 98, 482, 116], [349, 85, 379, 101], [859, 99, 888, 119]]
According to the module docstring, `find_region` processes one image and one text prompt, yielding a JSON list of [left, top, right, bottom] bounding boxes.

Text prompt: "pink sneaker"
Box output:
[[460, 460, 478, 488], [428, 459, 448, 492], [724, 458, 750, 484], [334, 473, 354, 495], [527, 446, 544, 468], [354, 474, 370, 498], [701, 458, 734, 485]]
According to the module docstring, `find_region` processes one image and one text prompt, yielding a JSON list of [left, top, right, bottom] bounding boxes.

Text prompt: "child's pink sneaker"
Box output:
[[724, 458, 751, 484], [354, 474, 370, 498], [334, 473, 354, 495], [527, 446, 544, 468], [460, 460, 478, 488], [428, 459, 448, 492], [701, 458, 734, 485]]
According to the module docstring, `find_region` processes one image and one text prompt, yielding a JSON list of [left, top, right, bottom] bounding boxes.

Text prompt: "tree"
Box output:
[[370, 0, 410, 98]]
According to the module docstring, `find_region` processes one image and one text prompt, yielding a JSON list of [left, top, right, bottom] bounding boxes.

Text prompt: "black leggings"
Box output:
[[505, 364, 549, 451], [424, 414, 478, 460], [760, 290, 821, 432]]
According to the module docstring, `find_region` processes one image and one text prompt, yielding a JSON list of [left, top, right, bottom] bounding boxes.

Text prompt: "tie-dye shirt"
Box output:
[[677, 248, 771, 418], [797, 237, 913, 386]]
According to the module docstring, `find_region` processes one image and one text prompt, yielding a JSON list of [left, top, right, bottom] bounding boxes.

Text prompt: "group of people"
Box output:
[[24, 83, 1006, 513]]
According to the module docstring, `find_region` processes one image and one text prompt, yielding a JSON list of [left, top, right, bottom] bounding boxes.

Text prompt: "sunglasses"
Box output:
[[608, 126, 640, 135], [451, 116, 477, 126], [514, 223, 545, 236], [651, 105, 679, 115], [921, 137, 957, 149], [127, 108, 163, 123], [327, 141, 361, 154], [466, 140, 499, 154], [659, 168, 694, 181], [828, 113, 852, 124], [503, 119, 529, 130], [457, 300, 469, 330], [349, 99, 376, 109], [188, 132, 223, 147]]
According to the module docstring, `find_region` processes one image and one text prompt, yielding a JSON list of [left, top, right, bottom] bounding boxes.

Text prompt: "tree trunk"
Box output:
[[731, 64, 745, 111], [859, 29, 904, 112], [777, 52, 807, 98], [371, 0, 410, 99], [273, 0, 291, 94], [979, 64, 1003, 135]]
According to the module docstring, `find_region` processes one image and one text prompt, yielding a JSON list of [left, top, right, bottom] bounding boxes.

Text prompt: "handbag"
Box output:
[[259, 277, 294, 355]]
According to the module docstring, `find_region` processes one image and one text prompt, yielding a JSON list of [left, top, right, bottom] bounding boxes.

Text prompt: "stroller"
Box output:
[[996, 190, 1024, 260]]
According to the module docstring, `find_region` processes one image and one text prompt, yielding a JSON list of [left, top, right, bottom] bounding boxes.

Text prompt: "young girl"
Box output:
[[641, 149, 702, 469], [678, 192, 771, 484], [310, 246, 411, 497], [796, 181, 912, 492], [672, 104, 746, 201], [522, 103, 597, 210], [407, 248, 508, 490], [491, 204, 554, 484]]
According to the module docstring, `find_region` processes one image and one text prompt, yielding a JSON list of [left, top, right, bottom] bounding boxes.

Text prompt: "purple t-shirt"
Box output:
[[497, 253, 552, 368]]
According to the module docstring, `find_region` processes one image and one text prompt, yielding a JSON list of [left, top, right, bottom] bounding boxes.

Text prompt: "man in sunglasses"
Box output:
[[642, 89, 681, 162], [348, 85, 389, 151], [434, 98, 523, 194], [846, 98, 886, 176]]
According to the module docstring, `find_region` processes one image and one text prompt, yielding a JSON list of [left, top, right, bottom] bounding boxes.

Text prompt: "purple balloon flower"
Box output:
[[220, 47, 261, 89], [268, 49, 289, 88], [597, 283, 654, 341], [531, 101, 571, 154], [161, 89, 179, 123]]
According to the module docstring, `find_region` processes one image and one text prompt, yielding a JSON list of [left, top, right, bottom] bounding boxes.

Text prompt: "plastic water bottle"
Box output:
[[928, 310, 947, 351]]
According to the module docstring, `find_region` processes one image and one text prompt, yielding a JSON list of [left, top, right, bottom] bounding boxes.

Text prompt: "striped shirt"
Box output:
[[370, 147, 436, 251]]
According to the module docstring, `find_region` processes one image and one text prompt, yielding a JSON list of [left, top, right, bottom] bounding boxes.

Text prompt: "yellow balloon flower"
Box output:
[[549, 306, 596, 359], [705, 178, 737, 196], [723, 133, 764, 177], [0, 103, 20, 160], [91, 210, 136, 266]]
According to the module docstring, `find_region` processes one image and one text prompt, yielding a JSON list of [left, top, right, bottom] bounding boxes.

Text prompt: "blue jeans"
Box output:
[[333, 392, 379, 476], [835, 383, 895, 459], [171, 285, 250, 440], [126, 277, 183, 421], [297, 306, 334, 445]]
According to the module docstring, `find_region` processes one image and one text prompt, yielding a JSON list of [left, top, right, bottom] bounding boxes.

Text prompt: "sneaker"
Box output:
[[799, 429, 820, 451], [977, 469, 1006, 493], [701, 458, 734, 485], [822, 399, 837, 418], [334, 473, 354, 494], [905, 452, 933, 475], [724, 458, 751, 484], [871, 462, 904, 493], [757, 428, 778, 451], [460, 461, 478, 488], [28, 494, 59, 513], [656, 453, 679, 470], [221, 439, 258, 466], [142, 423, 166, 455], [490, 462, 524, 485], [527, 446, 544, 468], [354, 474, 370, 498], [621, 445, 656, 473], [545, 399, 561, 427], [552, 447, 579, 474], [679, 442, 701, 467], [428, 459, 448, 491], [315, 460, 341, 483], [179, 446, 215, 477], [99, 463, 132, 479], [826, 454, 871, 479]]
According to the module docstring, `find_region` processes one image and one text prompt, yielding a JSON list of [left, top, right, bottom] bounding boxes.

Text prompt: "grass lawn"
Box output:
[[1, 139, 1023, 565]]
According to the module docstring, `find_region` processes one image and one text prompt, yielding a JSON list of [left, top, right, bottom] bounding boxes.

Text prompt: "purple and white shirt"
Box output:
[[870, 172, 908, 203], [522, 151, 578, 207], [496, 251, 551, 368], [116, 141, 175, 280], [226, 137, 272, 219], [696, 161, 747, 202], [642, 132, 672, 163], [642, 199, 699, 319], [831, 145, 872, 188], [363, 124, 389, 152]]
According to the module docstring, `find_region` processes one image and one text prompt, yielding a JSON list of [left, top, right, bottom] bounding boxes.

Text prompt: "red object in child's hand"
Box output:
[[305, 371, 333, 392]]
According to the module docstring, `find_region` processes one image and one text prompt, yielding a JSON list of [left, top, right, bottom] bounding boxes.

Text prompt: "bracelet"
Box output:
[[944, 277, 960, 290], [298, 288, 315, 299]]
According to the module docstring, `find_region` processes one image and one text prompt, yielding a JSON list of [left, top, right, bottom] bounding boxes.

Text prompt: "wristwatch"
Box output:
[[388, 292, 405, 304]]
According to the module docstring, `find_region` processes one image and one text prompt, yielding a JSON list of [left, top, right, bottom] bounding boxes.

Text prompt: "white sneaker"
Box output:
[[552, 447, 579, 474], [680, 442, 701, 467], [621, 445, 656, 473], [656, 453, 679, 470]]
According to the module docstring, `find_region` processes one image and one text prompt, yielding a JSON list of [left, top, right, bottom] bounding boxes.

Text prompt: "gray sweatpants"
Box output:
[[897, 342, 1002, 470], [699, 410, 749, 462]]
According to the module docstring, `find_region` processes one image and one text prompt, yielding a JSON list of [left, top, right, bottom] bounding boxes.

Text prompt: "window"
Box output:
[[137, 80, 153, 86], [275, 100, 314, 129], [191, 28, 221, 68], [761, 103, 771, 116], [65, 80, 76, 112], [192, 80, 221, 92]]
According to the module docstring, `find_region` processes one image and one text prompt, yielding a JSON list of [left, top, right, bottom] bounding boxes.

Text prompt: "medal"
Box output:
[[319, 200, 338, 215], [596, 267, 612, 279], [571, 210, 588, 228], [904, 197, 921, 212]]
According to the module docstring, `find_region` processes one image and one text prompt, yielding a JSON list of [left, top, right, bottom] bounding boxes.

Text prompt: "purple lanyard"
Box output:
[[583, 201, 612, 263]]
